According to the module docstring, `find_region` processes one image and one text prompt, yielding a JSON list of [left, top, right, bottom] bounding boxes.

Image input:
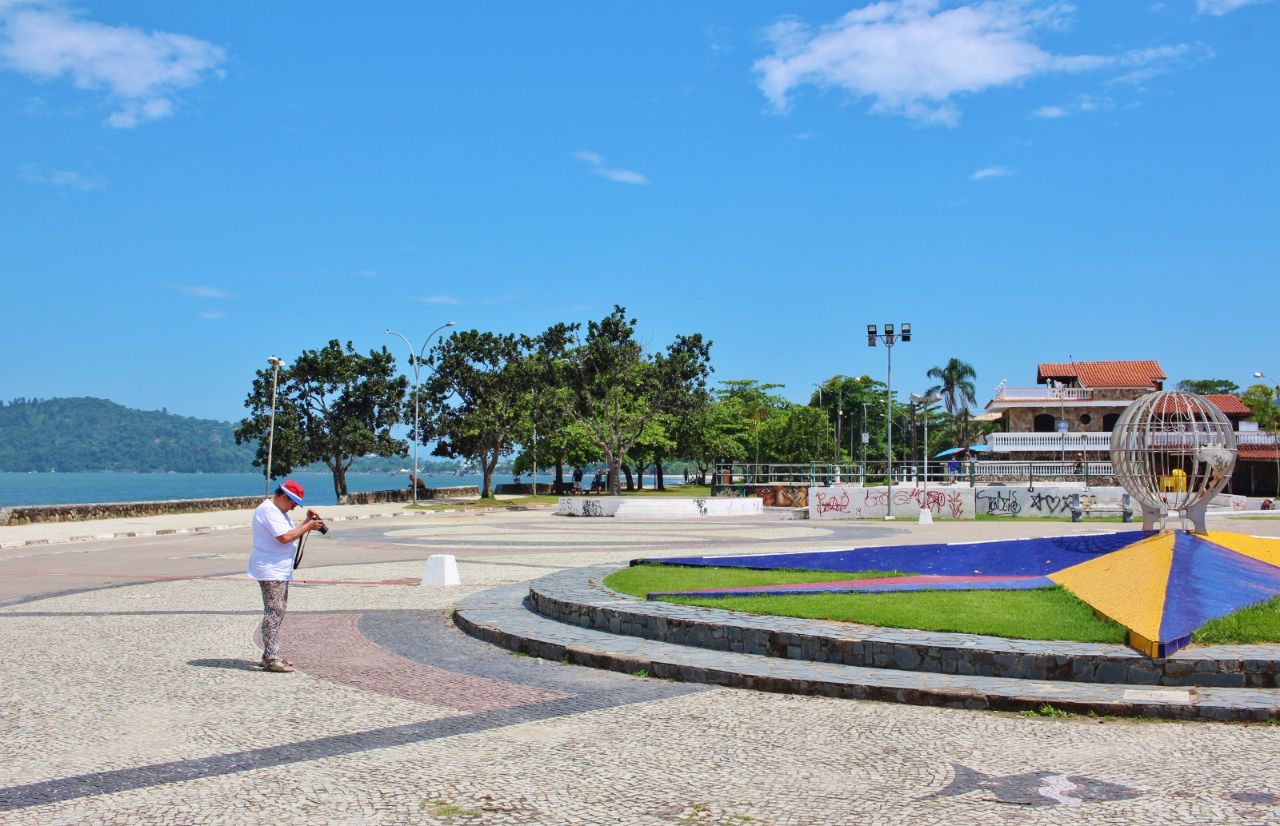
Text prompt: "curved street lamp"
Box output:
[[264, 356, 284, 497], [385, 321, 456, 505]]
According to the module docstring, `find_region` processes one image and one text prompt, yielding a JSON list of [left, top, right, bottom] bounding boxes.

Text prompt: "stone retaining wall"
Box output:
[[527, 565, 1280, 688], [344, 486, 479, 504], [1, 496, 262, 526]]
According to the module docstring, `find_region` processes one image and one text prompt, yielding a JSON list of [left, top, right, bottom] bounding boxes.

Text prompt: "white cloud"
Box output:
[[415, 294, 461, 305], [177, 285, 230, 298], [197, 310, 226, 320], [0, 1, 225, 128], [572, 150, 649, 186], [1033, 92, 1112, 118], [754, 1, 1194, 126], [970, 165, 1015, 180], [1033, 104, 1068, 118], [18, 162, 103, 189], [1197, 0, 1272, 15]]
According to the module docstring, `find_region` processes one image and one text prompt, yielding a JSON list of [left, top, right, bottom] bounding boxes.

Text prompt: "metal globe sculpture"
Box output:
[[1109, 390, 1236, 533]]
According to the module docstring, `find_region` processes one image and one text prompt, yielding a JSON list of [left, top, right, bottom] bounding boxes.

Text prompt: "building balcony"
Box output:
[[985, 430, 1277, 453], [985, 432, 1110, 452], [993, 386, 1092, 402]]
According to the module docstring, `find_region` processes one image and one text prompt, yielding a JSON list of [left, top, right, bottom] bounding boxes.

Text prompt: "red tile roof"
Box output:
[[1036, 360, 1166, 389], [1204, 394, 1253, 416], [1237, 444, 1280, 461]]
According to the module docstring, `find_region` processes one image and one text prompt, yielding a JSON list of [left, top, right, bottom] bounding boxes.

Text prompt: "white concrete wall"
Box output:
[[808, 486, 977, 521], [557, 497, 764, 518], [972, 486, 1127, 518]]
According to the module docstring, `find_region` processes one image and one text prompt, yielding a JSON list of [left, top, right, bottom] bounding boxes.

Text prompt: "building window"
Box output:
[[1033, 413, 1056, 433], [1079, 413, 1093, 426], [1103, 413, 1120, 432]]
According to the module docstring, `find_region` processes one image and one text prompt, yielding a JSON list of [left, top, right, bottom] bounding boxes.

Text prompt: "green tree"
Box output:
[[1176, 378, 1241, 396], [1241, 383, 1280, 430], [539, 307, 711, 495], [235, 340, 408, 501], [758, 405, 828, 463], [925, 358, 978, 446], [672, 397, 750, 484], [810, 375, 890, 462], [420, 330, 536, 498]]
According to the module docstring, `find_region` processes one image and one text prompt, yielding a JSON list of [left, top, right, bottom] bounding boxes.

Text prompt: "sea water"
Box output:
[[0, 471, 685, 507]]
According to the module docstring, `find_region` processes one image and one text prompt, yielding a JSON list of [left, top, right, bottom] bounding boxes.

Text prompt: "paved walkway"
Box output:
[[1, 507, 1278, 823]]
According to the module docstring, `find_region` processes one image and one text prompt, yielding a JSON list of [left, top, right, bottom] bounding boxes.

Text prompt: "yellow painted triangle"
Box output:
[[1048, 530, 1175, 641], [1203, 531, 1280, 568]]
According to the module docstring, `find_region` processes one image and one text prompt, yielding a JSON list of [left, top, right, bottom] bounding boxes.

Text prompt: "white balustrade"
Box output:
[[994, 387, 1092, 401], [985, 432, 1111, 452]]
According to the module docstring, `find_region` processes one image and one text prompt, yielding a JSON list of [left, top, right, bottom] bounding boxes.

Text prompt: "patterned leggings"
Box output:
[[258, 580, 289, 660]]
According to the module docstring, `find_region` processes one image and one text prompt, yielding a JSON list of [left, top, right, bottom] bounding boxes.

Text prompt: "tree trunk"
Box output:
[[606, 454, 620, 495], [329, 456, 350, 502], [655, 459, 666, 491], [636, 464, 644, 490], [481, 447, 499, 498], [621, 463, 634, 491], [554, 459, 565, 494]]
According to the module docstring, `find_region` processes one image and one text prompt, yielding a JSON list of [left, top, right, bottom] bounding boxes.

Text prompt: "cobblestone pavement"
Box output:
[[1, 510, 1278, 824]]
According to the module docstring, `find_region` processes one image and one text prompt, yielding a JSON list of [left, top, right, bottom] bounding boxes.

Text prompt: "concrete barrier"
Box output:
[[808, 486, 976, 521], [557, 497, 763, 518]]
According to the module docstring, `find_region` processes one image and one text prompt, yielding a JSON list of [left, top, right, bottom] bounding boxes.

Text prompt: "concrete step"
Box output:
[[526, 566, 1280, 690], [455, 582, 1280, 722]]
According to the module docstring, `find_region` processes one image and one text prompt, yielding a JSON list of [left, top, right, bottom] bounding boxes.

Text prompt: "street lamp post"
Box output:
[[910, 392, 942, 496], [868, 323, 910, 519], [385, 321, 456, 506], [1254, 371, 1280, 499], [812, 383, 825, 464], [265, 356, 283, 497]]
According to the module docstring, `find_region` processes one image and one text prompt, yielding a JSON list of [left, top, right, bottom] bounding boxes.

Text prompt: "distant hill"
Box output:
[[0, 397, 257, 473]]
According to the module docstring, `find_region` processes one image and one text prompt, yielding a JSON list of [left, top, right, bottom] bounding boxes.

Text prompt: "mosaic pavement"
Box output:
[[0, 511, 1278, 823]]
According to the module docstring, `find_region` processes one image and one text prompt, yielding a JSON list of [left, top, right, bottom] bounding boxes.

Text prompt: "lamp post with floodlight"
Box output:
[[868, 323, 910, 519], [385, 321, 456, 506]]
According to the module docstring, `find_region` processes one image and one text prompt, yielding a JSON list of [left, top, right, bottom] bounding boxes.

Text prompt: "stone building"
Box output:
[[979, 360, 1277, 496]]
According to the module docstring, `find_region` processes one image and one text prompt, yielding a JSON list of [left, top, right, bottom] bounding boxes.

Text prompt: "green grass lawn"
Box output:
[[606, 564, 1280, 646]]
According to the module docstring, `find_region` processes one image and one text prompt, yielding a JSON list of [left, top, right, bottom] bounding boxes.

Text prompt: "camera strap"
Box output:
[[293, 531, 307, 571]]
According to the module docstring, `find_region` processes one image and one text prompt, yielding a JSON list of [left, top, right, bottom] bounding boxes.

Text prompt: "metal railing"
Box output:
[[986, 432, 1111, 452], [715, 461, 1112, 486], [994, 386, 1092, 401]]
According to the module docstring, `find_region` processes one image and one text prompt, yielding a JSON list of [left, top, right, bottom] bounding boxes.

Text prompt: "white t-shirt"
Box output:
[[247, 498, 297, 581]]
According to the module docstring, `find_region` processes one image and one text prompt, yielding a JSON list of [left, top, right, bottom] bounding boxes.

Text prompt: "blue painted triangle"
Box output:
[[1157, 532, 1280, 643], [638, 531, 1156, 577]]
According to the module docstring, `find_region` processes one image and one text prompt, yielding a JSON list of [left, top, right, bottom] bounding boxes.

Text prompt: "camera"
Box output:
[[307, 510, 329, 535]]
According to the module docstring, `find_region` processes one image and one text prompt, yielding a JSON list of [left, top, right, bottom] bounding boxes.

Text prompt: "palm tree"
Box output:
[[926, 358, 978, 445]]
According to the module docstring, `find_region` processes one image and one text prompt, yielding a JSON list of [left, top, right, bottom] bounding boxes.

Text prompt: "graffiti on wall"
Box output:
[[808, 486, 976, 520], [974, 486, 1125, 518], [713, 485, 809, 507], [813, 489, 851, 515]]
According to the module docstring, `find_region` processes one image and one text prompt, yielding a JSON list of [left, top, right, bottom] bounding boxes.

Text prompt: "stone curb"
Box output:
[[0, 511, 420, 551], [454, 583, 1280, 722], [525, 565, 1280, 689]]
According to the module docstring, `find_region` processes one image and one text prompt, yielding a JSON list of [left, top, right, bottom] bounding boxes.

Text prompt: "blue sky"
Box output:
[[2, 0, 1277, 423]]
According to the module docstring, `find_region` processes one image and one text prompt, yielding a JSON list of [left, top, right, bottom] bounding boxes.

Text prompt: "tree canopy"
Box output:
[[419, 330, 537, 498], [1176, 378, 1241, 396], [235, 340, 407, 500], [538, 306, 712, 494]]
